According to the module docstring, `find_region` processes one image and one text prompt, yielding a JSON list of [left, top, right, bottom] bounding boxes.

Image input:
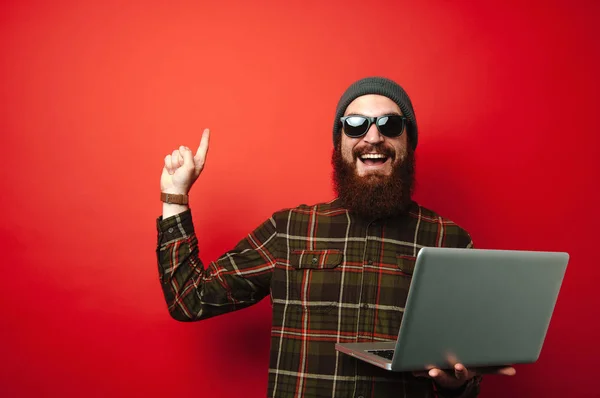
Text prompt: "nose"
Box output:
[[362, 123, 384, 144]]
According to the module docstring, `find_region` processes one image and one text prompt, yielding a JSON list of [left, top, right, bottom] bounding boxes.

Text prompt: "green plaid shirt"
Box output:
[[156, 199, 480, 398]]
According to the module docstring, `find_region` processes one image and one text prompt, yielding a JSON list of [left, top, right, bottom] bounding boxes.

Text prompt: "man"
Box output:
[[156, 77, 515, 397]]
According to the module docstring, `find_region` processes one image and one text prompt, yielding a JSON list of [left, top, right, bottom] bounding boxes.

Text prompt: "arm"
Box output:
[[157, 209, 278, 321], [156, 128, 277, 321]]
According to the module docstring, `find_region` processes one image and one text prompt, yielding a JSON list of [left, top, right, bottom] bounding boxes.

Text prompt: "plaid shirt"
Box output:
[[156, 199, 481, 398]]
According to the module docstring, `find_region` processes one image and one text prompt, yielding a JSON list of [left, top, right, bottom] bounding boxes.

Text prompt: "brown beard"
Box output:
[[332, 142, 415, 220]]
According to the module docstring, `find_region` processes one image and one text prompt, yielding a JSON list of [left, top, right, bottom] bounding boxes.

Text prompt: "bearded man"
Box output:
[[155, 77, 514, 398]]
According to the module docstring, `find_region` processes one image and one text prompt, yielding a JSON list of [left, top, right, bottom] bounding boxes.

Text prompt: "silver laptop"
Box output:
[[335, 247, 569, 372]]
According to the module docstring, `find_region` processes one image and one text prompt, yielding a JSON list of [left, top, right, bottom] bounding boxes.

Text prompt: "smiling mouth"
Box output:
[[358, 153, 390, 166]]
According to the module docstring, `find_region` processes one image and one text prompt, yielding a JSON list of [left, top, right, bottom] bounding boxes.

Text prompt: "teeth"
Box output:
[[360, 153, 387, 159]]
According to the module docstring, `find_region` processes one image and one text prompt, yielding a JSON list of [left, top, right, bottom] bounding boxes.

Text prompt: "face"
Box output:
[[332, 94, 415, 220], [341, 94, 408, 178]]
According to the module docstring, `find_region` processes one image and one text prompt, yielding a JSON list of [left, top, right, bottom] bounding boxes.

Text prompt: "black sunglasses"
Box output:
[[340, 114, 406, 138]]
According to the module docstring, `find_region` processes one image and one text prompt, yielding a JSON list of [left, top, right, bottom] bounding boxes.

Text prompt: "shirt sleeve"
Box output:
[[155, 209, 279, 321]]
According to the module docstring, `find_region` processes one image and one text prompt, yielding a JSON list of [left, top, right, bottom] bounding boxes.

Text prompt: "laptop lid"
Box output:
[[389, 247, 569, 371]]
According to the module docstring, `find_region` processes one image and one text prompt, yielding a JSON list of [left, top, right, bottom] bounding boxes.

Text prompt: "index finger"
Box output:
[[194, 128, 210, 162]]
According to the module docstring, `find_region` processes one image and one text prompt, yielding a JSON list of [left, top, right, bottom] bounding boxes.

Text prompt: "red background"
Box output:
[[1, 0, 598, 397]]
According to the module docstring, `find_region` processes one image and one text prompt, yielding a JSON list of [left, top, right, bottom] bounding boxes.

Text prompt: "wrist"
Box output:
[[434, 378, 470, 397], [162, 202, 189, 219], [160, 191, 190, 219], [161, 187, 189, 195], [160, 192, 188, 205]]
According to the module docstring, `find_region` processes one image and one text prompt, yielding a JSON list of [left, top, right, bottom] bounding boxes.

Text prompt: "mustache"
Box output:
[[353, 144, 396, 160]]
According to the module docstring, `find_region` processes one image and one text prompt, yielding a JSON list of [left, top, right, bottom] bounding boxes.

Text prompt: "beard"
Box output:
[[332, 142, 415, 220]]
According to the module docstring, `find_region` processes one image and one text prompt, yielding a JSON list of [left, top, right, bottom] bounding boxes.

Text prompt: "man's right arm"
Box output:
[[156, 208, 278, 321], [156, 129, 277, 321]]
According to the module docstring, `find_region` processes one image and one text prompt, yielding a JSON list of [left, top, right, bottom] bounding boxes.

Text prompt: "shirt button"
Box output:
[[168, 227, 174, 233], [367, 259, 373, 265], [312, 256, 318, 263]]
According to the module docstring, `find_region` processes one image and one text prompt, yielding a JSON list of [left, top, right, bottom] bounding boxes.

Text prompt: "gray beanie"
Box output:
[[332, 77, 418, 149]]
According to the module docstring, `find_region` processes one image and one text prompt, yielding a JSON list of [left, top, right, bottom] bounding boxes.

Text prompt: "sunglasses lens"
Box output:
[[343, 116, 369, 137], [377, 116, 404, 137]]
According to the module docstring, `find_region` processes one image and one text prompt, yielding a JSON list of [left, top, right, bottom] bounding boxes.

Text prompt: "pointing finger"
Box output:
[[194, 128, 210, 166]]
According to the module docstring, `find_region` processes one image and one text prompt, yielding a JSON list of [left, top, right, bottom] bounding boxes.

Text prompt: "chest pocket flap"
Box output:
[[396, 255, 416, 275], [290, 249, 343, 270]]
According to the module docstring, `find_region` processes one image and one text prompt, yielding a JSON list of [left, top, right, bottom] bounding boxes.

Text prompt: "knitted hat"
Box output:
[[332, 77, 418, 149]]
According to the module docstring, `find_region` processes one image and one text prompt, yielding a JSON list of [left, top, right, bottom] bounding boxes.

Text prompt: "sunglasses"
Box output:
[[340, 114, 406, 138]]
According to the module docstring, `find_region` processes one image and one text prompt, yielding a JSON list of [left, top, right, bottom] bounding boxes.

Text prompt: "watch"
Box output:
[[160, 192, 189, 205]]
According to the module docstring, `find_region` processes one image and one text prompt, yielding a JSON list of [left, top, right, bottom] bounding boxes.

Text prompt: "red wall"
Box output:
[[1, 1, 598, 397]]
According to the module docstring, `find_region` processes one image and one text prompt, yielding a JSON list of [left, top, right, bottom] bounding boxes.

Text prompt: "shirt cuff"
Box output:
[[156, 209, 195, 242]]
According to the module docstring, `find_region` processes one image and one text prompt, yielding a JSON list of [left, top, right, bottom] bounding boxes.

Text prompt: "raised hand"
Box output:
[[161, 128, 210, 195]]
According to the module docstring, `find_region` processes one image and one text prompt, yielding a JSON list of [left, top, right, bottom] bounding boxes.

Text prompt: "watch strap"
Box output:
[[160, 192, 189, 205]]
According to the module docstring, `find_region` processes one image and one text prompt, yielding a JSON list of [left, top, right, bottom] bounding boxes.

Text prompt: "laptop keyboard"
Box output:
[[368, 349, 394, 360]]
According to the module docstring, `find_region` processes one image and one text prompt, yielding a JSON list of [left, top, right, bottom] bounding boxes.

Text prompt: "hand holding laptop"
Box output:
[[335, 248, 568, 383], [414, 362, 516, 390]]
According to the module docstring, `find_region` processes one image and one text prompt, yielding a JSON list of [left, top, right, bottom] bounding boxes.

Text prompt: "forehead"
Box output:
[[344, 94, 402, 116]]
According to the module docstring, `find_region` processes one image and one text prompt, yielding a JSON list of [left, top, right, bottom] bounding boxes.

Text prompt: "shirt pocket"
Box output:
[[289, 249, 344, 313]]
